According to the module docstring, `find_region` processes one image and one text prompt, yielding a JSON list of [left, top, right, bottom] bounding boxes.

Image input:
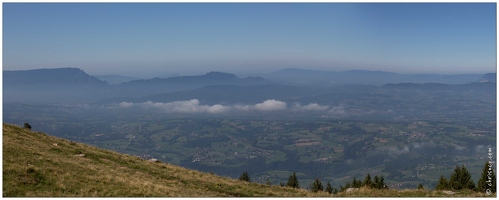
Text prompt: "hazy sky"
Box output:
[[3, 3, 496, 77]]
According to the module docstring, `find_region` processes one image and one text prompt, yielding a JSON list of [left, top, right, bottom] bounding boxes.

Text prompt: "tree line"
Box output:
[[239, 171, 387, 194], [436, 162, 496, 193], [238, 161, 496, 194]]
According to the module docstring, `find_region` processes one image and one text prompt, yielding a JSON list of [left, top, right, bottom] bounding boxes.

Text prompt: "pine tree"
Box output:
[[449, 165, 462, 190], [373, 175, 380, 189], [460, 165, 476, 190], [340, 182, 351, 192], [363, 173, 373, 188], [449, 165, 476, 191], [344, 182, 351, 189], [379, 175, 387, 189], [238, 171, 250, 182], [286, 172, 300, 188], [436, 175, 449, 190], [311, 178, 324, 192], [352, 177, 361, 188], [478, 161, 496, 193], [339, 184, 345, 192], [325, 181, 333, 194], [417, 183, 424, 190]]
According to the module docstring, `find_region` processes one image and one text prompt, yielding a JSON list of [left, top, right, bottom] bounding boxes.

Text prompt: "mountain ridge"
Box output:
[[93, 75, 141, 85], [2, 67, 493, 104], [266, 68, 485, 86], [4, 67, 108, 86], [119, 71, 265, 85], [476, 73, 496, 83]]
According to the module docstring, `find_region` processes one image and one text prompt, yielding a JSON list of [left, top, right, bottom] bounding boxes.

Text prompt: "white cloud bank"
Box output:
[[134, 99, 230, 114], [118, 102, 134, 108], [378, 146, 410, 156], [292, 102, 329, 111], [118, 99, 342, 114], [254, 99, 288, 111]]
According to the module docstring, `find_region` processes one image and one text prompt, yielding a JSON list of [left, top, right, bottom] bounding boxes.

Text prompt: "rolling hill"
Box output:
[[2, 123, 321, 197], [2, 123, 491, 197]]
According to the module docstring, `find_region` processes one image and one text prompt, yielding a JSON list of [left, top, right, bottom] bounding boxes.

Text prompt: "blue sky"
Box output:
[[3, 3, 496, 77]]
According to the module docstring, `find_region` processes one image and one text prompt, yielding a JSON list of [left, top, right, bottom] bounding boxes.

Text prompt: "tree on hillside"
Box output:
[[449, 165, 475, 191], [363, 173, 373, 188], [417, 183, 424, 190], [339, 184, 345, 192], [478, 161, 496, 193], [311, 178, 324, 192], [352, 177, 362, 188], [373, 175, 380, 189], [340, 182, 351, 192], [238, 171, 250, 182], [286, 172, 299, 188], [379, 176, 387, 189], [24, 122, 32, 130], [460, 165, 476, 190], [449, 165, 462, 190], [325, 181, 333, 194], [436, 175, 450, 190], [371, 175, 387, 189]]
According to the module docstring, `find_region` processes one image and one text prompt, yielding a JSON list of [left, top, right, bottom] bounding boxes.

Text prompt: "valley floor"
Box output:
[[2, 123, 493, 197]]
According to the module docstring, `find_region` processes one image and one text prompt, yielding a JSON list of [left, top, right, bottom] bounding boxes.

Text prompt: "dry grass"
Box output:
[[3, 123, 495, 197], [334, 187, 493, 197], [2, 123, 320, 197]]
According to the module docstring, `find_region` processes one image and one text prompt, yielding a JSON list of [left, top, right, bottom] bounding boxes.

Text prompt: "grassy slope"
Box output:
[[2, 123, 492, 197], [2, 123, 322, 197]]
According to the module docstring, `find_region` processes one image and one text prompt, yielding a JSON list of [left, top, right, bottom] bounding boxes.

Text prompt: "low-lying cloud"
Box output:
[[127, 99, 230, 114], [292, 103, 329, 111], [254, 99, 288, 111], [233, 100, 288, 112], [118, 102, 134, 108], [378, 146, 410, 156], [117, 99, 342, 114]]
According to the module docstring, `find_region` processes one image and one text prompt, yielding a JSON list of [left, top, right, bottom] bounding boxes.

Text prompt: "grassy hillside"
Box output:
[[2, 123, 492, 197]]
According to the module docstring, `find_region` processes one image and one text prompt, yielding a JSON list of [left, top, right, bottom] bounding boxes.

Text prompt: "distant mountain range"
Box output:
[[3, 68, 272, 103], [93, 75, 141, 85], [477, 73, 496, 83], [4, 68, 107, 86], [3, 68, 111, 104], [263, 68, 485, 86], [3, 67, 495, 105], [121, 71, 267, 86], [154, 73, 183, 79], [115, 71, 272, 97]]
